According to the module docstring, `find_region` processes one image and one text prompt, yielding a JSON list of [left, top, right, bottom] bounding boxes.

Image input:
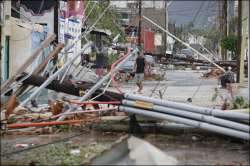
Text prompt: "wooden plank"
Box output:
[[1, 33, 56, 93]]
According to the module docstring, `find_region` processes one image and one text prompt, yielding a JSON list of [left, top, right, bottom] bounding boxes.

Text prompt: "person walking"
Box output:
[[134, 52, 147, 93]]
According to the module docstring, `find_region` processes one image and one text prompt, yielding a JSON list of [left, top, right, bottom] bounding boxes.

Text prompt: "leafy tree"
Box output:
[[84, 1, 125, 42], [220, 35, 237, 59]]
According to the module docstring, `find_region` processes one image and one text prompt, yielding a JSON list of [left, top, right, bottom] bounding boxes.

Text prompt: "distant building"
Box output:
[[59, 0, 84, 64], [110, 0, 167, 56], [1, 1, 56, 81]]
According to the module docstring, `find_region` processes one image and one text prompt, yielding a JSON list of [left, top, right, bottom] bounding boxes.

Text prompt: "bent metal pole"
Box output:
[[57, 48, 139, 121], [119, 106, 250, 140], [122, 100, 250, 133], [143, 15, 225, 72], [124, 93, 249, 120], [19, 42, 92, 107]]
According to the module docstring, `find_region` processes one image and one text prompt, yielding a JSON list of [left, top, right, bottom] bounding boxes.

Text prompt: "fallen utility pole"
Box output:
[[165, 56, 248, 69], [17, 73, 123, 101], [14, 43, 65, 96], [187, 32, 218, 60], [119, 106, 249, 140], [19, 42, 92, 107], [124, 93, 249, 120], [143, 16, 225, 72], [57, 48, 139, 121], [122, 99, 250, 133], [1, 34, 56, 93], [18, 4, 111, 106]]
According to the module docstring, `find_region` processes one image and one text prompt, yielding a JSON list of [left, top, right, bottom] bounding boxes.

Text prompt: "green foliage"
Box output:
[[220, 35, 237, 59], [85, 1, 125, 42], [107, 53, 119, 65], [231, 96, 249, 109]]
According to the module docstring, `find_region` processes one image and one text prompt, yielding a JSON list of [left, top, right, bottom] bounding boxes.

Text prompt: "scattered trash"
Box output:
[[202, 68, 224, 78], [15, 144, 29, 148], [49, 100, 64, 115], [70, 149, 81, 155], [191, 136, 198, 141]]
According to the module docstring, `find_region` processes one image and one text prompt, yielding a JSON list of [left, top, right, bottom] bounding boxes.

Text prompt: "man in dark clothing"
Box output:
[[220, 66, 235, 88], [134, 53, 147, 93]]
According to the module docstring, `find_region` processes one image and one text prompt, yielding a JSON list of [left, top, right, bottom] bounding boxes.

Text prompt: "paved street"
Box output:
[[109, 69, 249, 108]]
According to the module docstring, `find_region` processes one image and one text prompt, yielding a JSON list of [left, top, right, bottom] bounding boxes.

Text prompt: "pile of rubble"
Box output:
[[1, 94, 122, 134], [202, 68, 224, 78], [0, 34, 129, 134]]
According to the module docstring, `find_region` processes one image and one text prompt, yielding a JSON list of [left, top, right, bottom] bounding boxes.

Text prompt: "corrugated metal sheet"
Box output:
[[143, 31, 155, 53]]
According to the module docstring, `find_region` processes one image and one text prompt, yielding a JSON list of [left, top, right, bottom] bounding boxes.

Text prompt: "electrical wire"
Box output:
[[83, 1, 97, 25], [149, 64, 168, 98], [191, 1, 206, 25], [37, 0, 45, 15]]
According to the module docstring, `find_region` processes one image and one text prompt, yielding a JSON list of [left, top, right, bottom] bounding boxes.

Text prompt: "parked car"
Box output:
[[180, 48, 195, 60]]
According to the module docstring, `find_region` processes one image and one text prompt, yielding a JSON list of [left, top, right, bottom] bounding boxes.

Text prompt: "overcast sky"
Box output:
[[168, 1, 218, 28]]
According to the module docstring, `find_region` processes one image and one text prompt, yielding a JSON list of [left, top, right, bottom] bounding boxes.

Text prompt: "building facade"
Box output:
[[110, 0, 168, 55], [58, 0, 84, 64], [1, 1, 56, 81]]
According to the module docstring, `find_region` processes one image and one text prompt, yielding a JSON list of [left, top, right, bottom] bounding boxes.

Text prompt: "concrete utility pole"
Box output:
[[143, 16, 225, 72], [222, 0, 228, 60], [54, 0, 59, 43], [237, 0, 242, 83], [238, 0, 248, 84], [165, 1, 172, 53], [165, 1, 168, 53], [137, 0, 142, 48], [248, 0, 250, 101]]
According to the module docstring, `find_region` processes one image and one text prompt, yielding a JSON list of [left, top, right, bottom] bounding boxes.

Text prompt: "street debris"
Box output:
[[0, 0, 249, 165], [86, 135, 178, 165], [70, 149, 81, 155], [202, 68, 224, 78], [14, 144, 29, 148]]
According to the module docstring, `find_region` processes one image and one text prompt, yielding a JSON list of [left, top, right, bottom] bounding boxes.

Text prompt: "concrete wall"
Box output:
[[1, 1, 11, 80], [9, 17, 32, 76], [20, 7, 54, 33]]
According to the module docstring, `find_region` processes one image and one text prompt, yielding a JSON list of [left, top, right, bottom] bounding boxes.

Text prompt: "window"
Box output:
[[121, 12, 128, 19]]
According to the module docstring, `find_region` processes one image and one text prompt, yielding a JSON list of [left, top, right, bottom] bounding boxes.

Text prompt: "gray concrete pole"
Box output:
[[248, 0, 250, 104], [165, 1, 172, 52], [119, 106, 250, 140], [143, 15, 225, 72], [165, 1, 168, 52], [122, 99, 250, 133], [57, 48, 139, 121], [124, 93, 249, 120], [19, 42, 92, 107]]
